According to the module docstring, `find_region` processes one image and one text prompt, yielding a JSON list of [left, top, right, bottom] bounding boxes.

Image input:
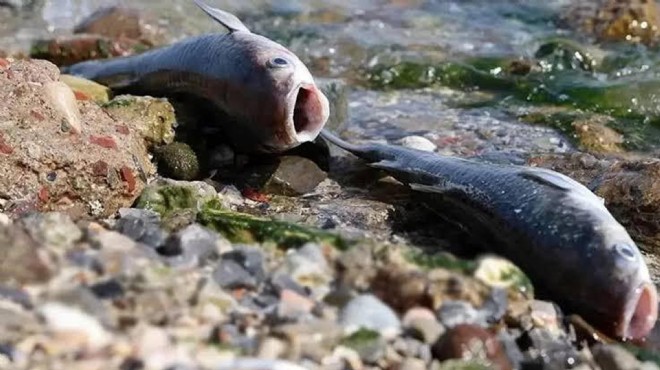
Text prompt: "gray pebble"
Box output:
[[437, 301, 483, 328], [340, 294, 401, 338]]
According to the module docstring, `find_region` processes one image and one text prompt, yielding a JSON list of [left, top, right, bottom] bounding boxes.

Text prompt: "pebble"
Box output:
[[115, 209, 167, 248], [38, 302, 111, 351], [431, 324, 512, 370], [437, 300, 484, 328], [529, 300, 562, 334], [224, 246, 266, 283], [403, 307, 445, 344], [20, 212, 82, 250], [340, 294, 401, 338], [43, 81, 82, 134], [0, 224, 55, 284], [261, 156, 328, 196], [398, 135, 437, 152], [213, 247, 266, 290], [398, 358, 427, 370], [160, 223, 228, 266], [281, 243, 332, 297]]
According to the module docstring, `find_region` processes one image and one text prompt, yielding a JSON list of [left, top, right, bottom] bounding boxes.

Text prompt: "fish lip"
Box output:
[[618, 281, 658, 340], [280, 82, 330, 147]]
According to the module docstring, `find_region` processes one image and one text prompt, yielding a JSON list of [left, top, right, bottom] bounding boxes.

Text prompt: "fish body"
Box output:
[[321, 129, 658, 340], [64, 0, 329, 153]]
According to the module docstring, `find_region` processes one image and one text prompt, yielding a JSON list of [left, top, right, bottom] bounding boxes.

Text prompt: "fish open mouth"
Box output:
[[290, 84, 329, 143], [620, 282, 658, 340]]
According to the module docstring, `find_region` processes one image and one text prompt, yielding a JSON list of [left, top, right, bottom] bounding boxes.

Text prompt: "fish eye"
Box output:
[[614, 243, 637, 261], [267, 57, 291, 68]]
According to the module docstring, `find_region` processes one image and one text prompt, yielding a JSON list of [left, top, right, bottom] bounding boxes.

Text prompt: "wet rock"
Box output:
[[432, 324, 512, 370], [213, 246, 265, 290], [19, 212, 82, 250], [135, 183, 217, 219], [571, 115, 623, 154], [60, 74, 111, 104], [562, 0, 660, 45], [592, 344, 659, 370], [261, 156, 328, 196], [279, 243, 332, 297], [154, 142, 201, 181], [517, 328, 583, 369], [398, 135, 437, 152], [273, 320, 344, 360], [0, 224, 55, 284], [473, 256, 533, 298], [0, 59, 154, 219], [340, 294, 401, 338]]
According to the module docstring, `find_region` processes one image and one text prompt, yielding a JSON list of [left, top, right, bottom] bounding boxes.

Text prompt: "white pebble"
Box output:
[[39, 302, 110, 350], [43, 81, 82, 134], [398, 135, 437, 152]]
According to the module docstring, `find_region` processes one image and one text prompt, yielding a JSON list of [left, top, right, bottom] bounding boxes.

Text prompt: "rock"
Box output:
[[115, 208, 167, 248], [571, 115, 623, 154], [154, 142, 201, 181], [340, 294, 401, 338], [592, 344, 659, 370], [398, 135, 437, 152], [398, 358, 428, 370], [517, 328, 584, 369], [277, 289, 316, 320], [0, 59, 155, 219], [435, 360, 492, 370], [43, 81, 82, 134], [73, 6, 163, 46], [19, 212, 82, 250], [160, 223, 228, 266], [86, 226, 154, 276], [0, 303, 40, 344], [403, 307, 446, 344], [135, 184, 216, 219], [215, 358, 309, 370], [261, 156, 328, 196], [102, 95, 176, 148], [317, 78, 348, 132], [273, 320, 344, 361], [280, 243, 332, 297], [89, 279, 124, 300], [437, 301, 484, 328], [192, 278, 236, 321], [60, 74, 111, 104], [340, 329, 387, 364], [30, 34, 145, 66], [48, 287, 111, 327], [0, 224, 55, 284], [213, 246, 265, 290], [38, 302, 112, 352], [432, 324, 512, 370], [473, 256, 533, 298], [529, 300, 562, 334]]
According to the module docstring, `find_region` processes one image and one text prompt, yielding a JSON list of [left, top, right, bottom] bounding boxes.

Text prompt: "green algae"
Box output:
[[154, 142, 201, 181], [198, 199, 349, 250], [404, 249, 476, 273]]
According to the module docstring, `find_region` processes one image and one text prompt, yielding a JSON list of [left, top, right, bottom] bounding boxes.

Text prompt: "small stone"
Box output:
[[273, 320, 344, 360], [403, 307, 446, 344], [529, 300, 562, 334], [60, 74, 111, 104], [0, 224, 54, 284], [115, 209, 167, 248], [89, 279, 124, 300], [473, 256, 533, 297], [398, 358, 427, 370], [257, 336, 289, 359], [398, 135, 437, 152], [160, 223, 226, 266], [262, 156, 328, 196], [49, 287, 112, 327], [44, 81, 82, 134], [437, 301, 484, 328], [213, 259, 258, 290], [89, 135, 118, 149], [432, 324, 512, 370], [38, 302, 111, 351], [340, 329, 387, 364], [223, 246, 266, 283], [267, 272, 308, 296], [19, 212, 82, 250], [592, 344, 658, 370], [154, 142, 201, 181], [479, 288, 508, 324], [340, 294, 401, 339], [278, 289, 316, 320], [0, 213, 9, 226], [281, 242, 332, 297]]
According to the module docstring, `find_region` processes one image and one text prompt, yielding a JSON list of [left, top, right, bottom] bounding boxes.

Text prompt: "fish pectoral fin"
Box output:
[[409, 183, 447, 194], [518, 167, 578, 191], [193, 0, 251, 33]]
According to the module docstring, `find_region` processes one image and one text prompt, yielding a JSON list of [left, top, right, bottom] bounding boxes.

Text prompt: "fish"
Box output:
[[320, 129, 659, 340], [62, 0, 330, 153]]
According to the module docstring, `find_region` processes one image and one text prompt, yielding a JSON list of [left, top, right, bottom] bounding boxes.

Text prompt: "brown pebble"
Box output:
[[89, 135, 118, 150], [0, 133, 13, 155], [120, 166, 136, 193], [432, 324, 512, 370], [0, 58, 8, 69], [115, 124, 130, 135], [73, 90, 91, 101], [91, 160, 109, 177], [30, 109, 45, 121], [38, 187, 50, 203]]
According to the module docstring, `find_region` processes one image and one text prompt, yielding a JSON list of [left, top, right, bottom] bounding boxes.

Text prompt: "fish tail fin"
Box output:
[[62, 58, 137, 89]]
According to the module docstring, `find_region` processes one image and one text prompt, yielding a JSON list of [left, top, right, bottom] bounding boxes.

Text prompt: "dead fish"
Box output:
[[63, 0, 329, 153], [321, 129, 658, 340]]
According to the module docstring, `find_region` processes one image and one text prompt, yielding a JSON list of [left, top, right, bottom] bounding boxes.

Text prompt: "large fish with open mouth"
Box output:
[[321, 129, 659, 340], [63, 0, 330, 153]]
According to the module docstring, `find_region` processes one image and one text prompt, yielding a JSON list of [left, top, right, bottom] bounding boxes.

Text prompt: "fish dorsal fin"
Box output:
[[194, 0, 251, 33], [519, 167, 578, 192]]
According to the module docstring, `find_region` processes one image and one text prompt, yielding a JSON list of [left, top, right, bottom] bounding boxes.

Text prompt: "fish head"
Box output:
[[582, 220, 658, 340], [229, 32, 329, 153]]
